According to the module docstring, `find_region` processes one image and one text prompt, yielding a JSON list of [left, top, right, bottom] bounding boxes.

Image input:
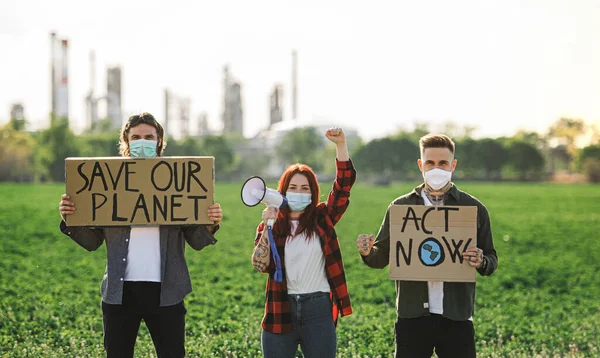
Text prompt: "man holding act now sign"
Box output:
[[58, 112, 223, 358], [357, 134, 498, 358]]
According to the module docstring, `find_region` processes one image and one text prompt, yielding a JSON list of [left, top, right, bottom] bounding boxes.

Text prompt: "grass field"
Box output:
[[1, 181, 599, 357]]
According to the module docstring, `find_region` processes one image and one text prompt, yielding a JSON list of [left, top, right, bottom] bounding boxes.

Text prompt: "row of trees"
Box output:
[[0, 116, 241, 182], [352, 134, 547, 182], [274, 118, 599, 183], [1, 116, 599, 183]]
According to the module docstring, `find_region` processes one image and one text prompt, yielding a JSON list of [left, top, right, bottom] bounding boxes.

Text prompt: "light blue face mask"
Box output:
[[129, 139, 158, 158], [286, 192, 312, 212]]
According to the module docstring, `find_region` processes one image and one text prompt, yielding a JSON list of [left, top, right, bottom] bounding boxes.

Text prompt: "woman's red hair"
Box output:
[[277, 163, 320, 240]]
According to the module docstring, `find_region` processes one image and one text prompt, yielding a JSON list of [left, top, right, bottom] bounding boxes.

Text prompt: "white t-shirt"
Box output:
[[124, 226, 161, 282], [285, 220, 331, 294], [421, 191, 444, 314], [421, 189, 473, 320]]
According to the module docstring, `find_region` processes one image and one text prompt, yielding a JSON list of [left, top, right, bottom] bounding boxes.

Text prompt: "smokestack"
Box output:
[[164, 88, 170, 136], [50, 32, 57, 118], [90, 51, 95, 95], [292, 50, 297, 120], [106, 66, 122, 129], [55, 39, 69, 120], [86, 50, 98, 129]]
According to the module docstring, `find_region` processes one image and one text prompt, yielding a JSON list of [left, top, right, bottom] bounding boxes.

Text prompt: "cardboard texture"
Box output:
[[65, 156, 214, 226], [389, 205, 477, 282]]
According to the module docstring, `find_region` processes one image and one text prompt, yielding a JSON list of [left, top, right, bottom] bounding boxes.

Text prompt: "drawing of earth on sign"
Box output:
[[418, 238, 445, 266]]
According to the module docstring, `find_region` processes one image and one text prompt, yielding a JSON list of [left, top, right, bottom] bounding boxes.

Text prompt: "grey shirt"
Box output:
[[361, 184, 498, 321], [60, 221, 218, 306]]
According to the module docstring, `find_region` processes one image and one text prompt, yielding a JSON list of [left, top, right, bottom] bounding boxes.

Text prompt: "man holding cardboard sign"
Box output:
[[358, 134, 498, 358], [58, 112, 223, 358]]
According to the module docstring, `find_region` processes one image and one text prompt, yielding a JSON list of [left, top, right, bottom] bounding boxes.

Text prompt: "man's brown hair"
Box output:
[[118, 112, 167, 156], [419, 134, 455, 155]]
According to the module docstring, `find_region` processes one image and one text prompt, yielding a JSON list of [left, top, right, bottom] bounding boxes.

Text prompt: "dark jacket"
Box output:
[[60, 221, 217, 306], [361, 184, 498, 321]]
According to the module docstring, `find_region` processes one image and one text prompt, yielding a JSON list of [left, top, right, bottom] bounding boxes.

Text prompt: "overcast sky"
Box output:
[[1, 0, 599, 140]]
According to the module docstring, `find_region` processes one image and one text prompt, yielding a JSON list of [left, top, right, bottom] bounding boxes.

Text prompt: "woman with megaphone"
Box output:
[[251, 127, 356, 358]]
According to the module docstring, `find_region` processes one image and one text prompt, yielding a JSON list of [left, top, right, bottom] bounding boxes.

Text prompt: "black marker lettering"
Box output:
[[188, 195, 207, 220], [401, 207, 421, 232], [187, 161, 207, 192], [421, 207, 435, 235], [170, 195, 187, 222], [173, 162, 186, 192], [151, 161, 172, 191], [396, 239, 413, 266], [442, 236, 465, 263], [124, 162, 139, 192], [88, 161, 108, 191], [438, 207, 460, 232], [76, 162, 90, 194], [153, 195, 168, 221], [187, 161, 206, 192], [130, 194, 150, 223], [105, 161, 125, 190], [111, 193, 127, 221], [91, 193, 107, 221]]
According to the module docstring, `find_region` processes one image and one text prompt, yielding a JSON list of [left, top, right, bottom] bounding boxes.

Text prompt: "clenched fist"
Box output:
[[357, 234, 375, 256], [325, 127, 346, 144]]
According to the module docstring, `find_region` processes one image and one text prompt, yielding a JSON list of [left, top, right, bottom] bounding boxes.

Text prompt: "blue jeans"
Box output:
[[261, 291, 336, 358]]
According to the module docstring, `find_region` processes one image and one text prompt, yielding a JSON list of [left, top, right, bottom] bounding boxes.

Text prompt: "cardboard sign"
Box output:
[[65, 156, 214, 226], [389, 205, 477, 282]]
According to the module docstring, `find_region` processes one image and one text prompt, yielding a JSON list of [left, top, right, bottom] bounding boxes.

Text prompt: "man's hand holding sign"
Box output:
[[463, 246, 486, 269]]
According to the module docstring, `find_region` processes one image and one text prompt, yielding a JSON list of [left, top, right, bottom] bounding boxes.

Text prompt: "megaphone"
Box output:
[[241, 176, 288, 217], [240, 176, 287, 283]]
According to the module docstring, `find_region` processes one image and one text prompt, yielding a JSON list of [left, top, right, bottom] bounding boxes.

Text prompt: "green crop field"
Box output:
[[1, 182, 599, 357]]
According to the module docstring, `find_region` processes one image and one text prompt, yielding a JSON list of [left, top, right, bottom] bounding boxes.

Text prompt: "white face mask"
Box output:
[[286, 192, 312, 212], [129, 139, 158, 158], [424, 168, 452, 190]]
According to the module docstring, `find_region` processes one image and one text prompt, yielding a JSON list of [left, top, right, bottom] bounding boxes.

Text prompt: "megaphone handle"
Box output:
[[267, 225, 283, 283]]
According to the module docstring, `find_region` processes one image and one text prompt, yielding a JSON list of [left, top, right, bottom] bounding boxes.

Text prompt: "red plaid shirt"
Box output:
[[254, 159, 356, 334]]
